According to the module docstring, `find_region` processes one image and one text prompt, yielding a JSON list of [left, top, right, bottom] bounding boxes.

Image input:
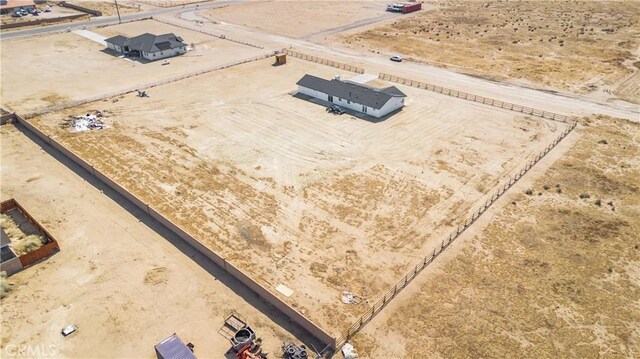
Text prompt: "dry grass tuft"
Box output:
[[0, 214, 45, 256], [353, 115, 640, 358], [0, 272, 12, 299]]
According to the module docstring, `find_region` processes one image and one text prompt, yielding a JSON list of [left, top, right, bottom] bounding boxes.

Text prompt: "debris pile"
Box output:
[[341, 343, 358, 359], [62, 111, 107, 132], [341, 291, 361, 304]]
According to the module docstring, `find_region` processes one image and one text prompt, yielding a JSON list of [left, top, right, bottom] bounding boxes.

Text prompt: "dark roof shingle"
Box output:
[[296, 74, 406, 110], [105, 33, 186, 53]]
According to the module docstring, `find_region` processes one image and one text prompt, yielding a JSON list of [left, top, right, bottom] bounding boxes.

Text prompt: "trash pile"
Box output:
[[341, 291, 361, 304], [62, 111, 107, 132], [341, 343, 358, 359]]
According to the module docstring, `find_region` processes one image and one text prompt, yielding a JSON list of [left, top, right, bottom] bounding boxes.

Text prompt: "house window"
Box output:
[[401, 98, 404, 103], [160, 51, 164, 55]]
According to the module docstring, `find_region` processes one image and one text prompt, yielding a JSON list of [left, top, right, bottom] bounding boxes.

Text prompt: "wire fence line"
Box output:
[[24, 52, 275, 119], [153, 17, 264, 49], [379, 73, 577, 124], [334, 121, 577, 347], [283, 49, 365, 74]]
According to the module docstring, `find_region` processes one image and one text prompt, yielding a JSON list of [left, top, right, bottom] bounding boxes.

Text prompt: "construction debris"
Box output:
[[282, 343, 308, 359], [341, 291, 360, 304], [62, 111, 107, 132], [341, 343, 357, 359]]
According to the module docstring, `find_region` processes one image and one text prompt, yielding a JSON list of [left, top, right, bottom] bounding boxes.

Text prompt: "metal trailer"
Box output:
[[402, 3, 422, 13]]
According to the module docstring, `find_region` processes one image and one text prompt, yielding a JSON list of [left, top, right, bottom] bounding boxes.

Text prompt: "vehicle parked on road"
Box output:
[[11, 12, 22, 17], [390, 55, 403, 62]]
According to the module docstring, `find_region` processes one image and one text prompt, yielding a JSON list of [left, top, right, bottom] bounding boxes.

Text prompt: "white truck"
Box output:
[[386, 3, 405, 12]]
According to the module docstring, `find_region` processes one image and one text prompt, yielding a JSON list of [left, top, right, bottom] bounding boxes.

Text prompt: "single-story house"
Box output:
[[104, 33, 187, 61], [296, 74, 407, 118], [0, 0, 36, 14]]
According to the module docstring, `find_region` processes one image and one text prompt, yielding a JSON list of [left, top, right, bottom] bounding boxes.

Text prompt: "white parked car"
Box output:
[[390, 55, 403, 62]]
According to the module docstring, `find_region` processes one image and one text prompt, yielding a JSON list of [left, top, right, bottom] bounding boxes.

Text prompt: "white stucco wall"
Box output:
[[371, 96, 405, 117], [298, 85, 405, 118], [142, 46, 187, 61], [297, 86, 329, 102], [107, 43, 122, 52]]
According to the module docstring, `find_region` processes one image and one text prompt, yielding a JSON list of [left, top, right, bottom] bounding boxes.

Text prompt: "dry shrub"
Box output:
[[12, 235, 45, 256], [0, 271, 12, 299], [0, 214, 45, 255]]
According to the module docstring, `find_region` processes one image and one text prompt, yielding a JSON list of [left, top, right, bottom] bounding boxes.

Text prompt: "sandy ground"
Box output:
[[25, 56, 568, 336], [138, 0, 213, 7], [0, 19, 266, 113], [202, 1, 391, 38], [68, 1, 141, 16], [350, 115, 640, 358], [614, 71, 640, 105], [0, 123, 323, 358], [338, 0, 640, 97]]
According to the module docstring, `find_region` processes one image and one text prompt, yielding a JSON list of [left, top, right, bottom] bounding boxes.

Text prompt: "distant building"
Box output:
[[104, 33, 187, 61], [0, 0, 36, 14], [296, 74, 407, 118]]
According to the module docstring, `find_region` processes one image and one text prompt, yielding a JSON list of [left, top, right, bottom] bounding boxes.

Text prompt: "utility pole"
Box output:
[[114, 0, 122, 24]]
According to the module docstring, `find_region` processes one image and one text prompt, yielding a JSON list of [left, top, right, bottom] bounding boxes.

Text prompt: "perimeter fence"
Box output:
[[379, 73, 576, 124], [153, 17, 264, 49], [334, 120, 577, 347], [24, 52, 275, 118], [283, 49, 365, 74]]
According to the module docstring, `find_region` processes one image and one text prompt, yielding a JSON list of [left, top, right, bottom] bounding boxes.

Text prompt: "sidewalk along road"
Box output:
[[0, 0, 246, 41]]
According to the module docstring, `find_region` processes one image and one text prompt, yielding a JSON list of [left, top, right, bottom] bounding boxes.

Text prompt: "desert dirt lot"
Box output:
[[340, 0, 640, 95], [202, 0, 391, 38], [0, 19, 266, 113], [0, 123, 321, 358], [26, 56, 570, 337], [351, 115, 640, 358], [68, 1, 141, 16]]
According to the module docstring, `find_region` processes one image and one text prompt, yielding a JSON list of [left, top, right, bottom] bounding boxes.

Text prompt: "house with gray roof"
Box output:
[[296, 74, 407, 118], [105, 33, 187, 61]]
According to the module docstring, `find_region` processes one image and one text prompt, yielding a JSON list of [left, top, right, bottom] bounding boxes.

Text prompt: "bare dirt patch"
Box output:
[[615, 72, 640, 105], [202, 0, 389, 38], [26, 57, 567, 336], [352, 115, 640, 358], [68, 1, 141, 16], [342, 0, 640, 94], [0, 19, 265, 113]]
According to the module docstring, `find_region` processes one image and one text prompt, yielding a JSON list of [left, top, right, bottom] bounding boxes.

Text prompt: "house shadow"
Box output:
[[101, 49, 152, 64], [292, 92, 401, 123]]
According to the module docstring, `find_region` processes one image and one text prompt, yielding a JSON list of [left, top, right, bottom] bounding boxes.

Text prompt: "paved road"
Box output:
[[2, 1, 637, 123], [0, 0, 243, 40], [298, 42, 640, 122]]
